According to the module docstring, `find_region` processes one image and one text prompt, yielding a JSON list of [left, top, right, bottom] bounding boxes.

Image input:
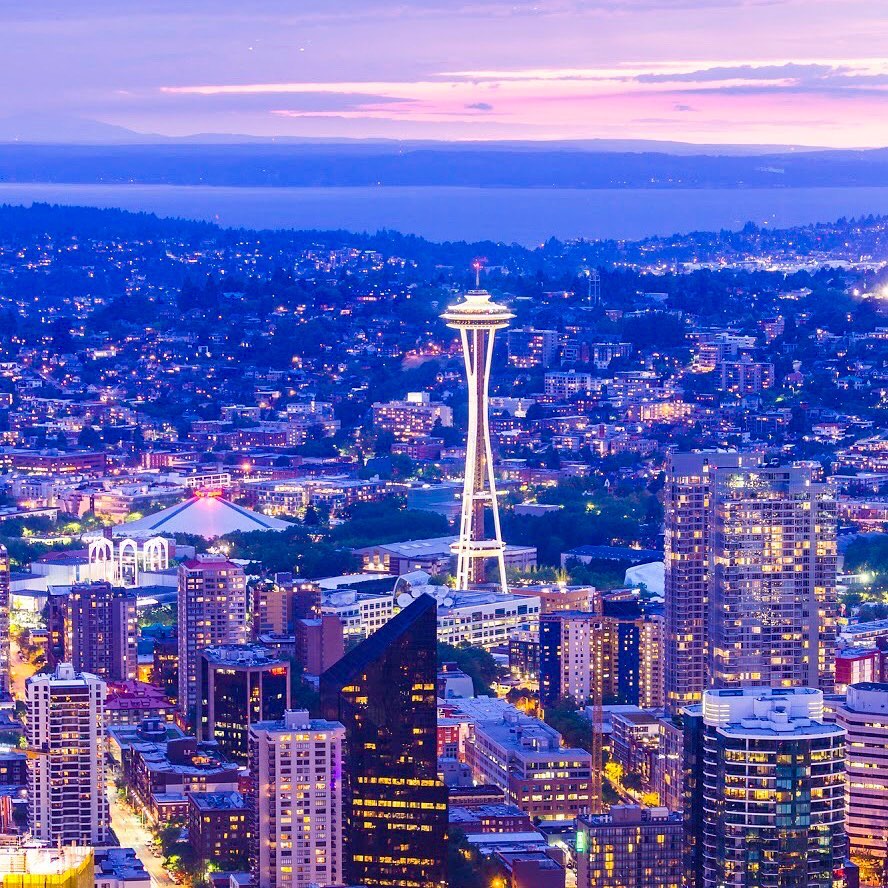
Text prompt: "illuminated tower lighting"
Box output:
[[441, 267, 514, 592]]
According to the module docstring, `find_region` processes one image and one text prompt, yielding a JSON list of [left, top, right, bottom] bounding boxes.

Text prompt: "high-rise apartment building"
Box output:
[[249, 710, 345, 888], [664, 452, 747, 714], [834, 682, 888, 868], [320, 594, 447, 888], [709, 463, 837, 691], [684, 687, 845, 888], [197, 644, 290, 763], [0, 546, 9, 697], [27, 663, 108, 845], [540, 604, 658, 708], [540, 611, 602, 707], [639, 613, 665, 710], [664, 453, 837, 713], [49, 581, 137, 681], [178, 556, 247, 716], [576, 805, 683, 888], [252, 573, 319, 637]]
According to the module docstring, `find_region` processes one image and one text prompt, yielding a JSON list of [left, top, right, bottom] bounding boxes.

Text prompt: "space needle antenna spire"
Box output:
[[441, 268, 514, 593]]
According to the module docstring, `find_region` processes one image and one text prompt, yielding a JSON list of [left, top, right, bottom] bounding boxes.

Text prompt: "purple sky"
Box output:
[[4, 0, 888, 146]]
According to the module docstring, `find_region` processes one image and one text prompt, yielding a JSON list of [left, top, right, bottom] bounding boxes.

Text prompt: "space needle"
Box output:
[[442, 265, 514, 593]]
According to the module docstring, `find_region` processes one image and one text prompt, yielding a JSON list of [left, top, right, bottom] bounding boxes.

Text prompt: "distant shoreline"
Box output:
[[0, 182, 886, 246]]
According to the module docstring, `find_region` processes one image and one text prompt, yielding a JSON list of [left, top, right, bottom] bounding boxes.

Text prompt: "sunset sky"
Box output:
[[4, 0, 888, 147]]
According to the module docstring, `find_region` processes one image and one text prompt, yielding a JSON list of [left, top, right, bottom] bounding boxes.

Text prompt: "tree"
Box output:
[[542, 697, 593, 751], [437, 642, 500, 697], [77, 425, 103, 450]]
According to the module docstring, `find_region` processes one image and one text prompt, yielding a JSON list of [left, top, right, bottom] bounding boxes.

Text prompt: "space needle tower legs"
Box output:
[[442, 276, 514, 593]]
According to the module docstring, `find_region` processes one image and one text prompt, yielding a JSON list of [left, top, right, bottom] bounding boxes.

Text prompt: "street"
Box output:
[[107, 781, 175, 888]]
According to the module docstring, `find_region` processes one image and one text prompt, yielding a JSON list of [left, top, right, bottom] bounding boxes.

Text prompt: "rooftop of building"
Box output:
[[120, 494, 293, 539], [841, 619, 888, 635], [563, 544, 663, 562], [703, 687, 842, 738], [251, 708, 344, 735], [0, 846, 93, 877], [579, 804, 683, 828], [94, 848, 150, 881], [187, 790, 247, 812], [320, 593, 436, 691], [106, 680, 175, 710], [200, 643, 289, 668], [849, 681, 888, 692], [474, 713, 592, 761], [449, 804, 530, 823]]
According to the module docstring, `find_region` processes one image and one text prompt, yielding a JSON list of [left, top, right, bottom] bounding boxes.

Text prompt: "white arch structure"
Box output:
[[87, 536, 170, 587]]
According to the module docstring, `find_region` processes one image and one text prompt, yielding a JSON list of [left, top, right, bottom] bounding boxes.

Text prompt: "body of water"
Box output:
[[1, 182, 887, 244]]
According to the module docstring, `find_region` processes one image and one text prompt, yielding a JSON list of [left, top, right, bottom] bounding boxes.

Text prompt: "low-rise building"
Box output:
[[465, 711, 592, 820], [187, 791, 251, 873]]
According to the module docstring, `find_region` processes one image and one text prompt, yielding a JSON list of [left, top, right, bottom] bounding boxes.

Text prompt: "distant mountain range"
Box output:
[[0, 115, 886, 190], [0, 113, 835, 155]]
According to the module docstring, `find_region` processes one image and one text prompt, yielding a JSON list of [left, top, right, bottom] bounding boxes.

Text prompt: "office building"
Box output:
[[576, 805, 683, 888], [465, 711, 593, 820], [685, 687, 845, 888], [27, 663, 109, 845], [320, 594, 447, 888], [664, 453, 838, 714], [49, 581, 137, 681], [249, 709, 345, 888], [442, 287, 514, 591], [178, 556, 247, 716], [197, 644, 290, 763], [835, 682, 888, 868]]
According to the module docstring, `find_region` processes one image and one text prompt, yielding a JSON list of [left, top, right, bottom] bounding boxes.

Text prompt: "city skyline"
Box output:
[[1, 0, 886, 147]]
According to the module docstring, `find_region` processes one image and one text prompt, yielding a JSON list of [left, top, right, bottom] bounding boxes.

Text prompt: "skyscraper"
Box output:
[[27, 663, 108, 845], [664, 453, 838, 713], [320, 594, 447, 888], [197, 643, 290, 763], [249, 709, 345, 888], [0, 546, 9, 697], [441, 284, 514, 592], [685, 687, 845, 888], [178, 556, 247, 717]]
